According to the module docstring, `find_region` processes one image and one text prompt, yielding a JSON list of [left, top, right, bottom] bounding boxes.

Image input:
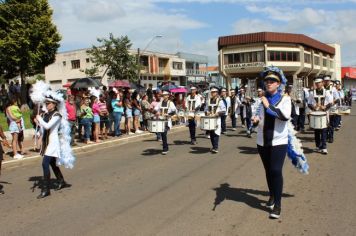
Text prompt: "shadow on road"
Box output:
[[302, 147, 315, 154], [28, 176, 65, 192], [141, 149, 162, 156], [0, 181, 11, 184], [297, 136, 315, 142], [173, 140, 191, 145], [190, 146, 211, 154], [212, 183, 294, 212], [238, 146, 258, 154]]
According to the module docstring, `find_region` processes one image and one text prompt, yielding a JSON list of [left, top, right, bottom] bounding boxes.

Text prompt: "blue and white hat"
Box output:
[[314, 77, 323, 83]]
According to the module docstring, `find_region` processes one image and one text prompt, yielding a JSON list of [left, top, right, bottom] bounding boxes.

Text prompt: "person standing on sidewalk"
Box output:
[[252, 67, 291, 219], [132, 91, 143, 134], [6, 98, 24, 159], [80, 98, 94, 144], [65, 95, 77, 146], [228, 90, 240, 131], [35, 94, 71, 199], [111, 89, 124, 137], [0, 124, 10, 195]]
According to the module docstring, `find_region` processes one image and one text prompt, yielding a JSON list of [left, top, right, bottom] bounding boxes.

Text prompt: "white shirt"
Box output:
[[154, 100, 177, 128], [38, 114, 61, 158], [185, 94, 202, 112], [256, 95, 291, 146]]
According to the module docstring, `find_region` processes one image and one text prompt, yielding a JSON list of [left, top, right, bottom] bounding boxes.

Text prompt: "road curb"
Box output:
[[3, 125, 188, 166]]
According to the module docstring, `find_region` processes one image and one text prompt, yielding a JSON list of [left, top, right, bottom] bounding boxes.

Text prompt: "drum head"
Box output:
[[311, 111, 327, 116]]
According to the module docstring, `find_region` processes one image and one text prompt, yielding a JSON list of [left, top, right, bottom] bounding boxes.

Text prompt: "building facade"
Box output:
[[218, 32, 341, 90], [45, 48, 208, 90], [342, 67, 356, 90]]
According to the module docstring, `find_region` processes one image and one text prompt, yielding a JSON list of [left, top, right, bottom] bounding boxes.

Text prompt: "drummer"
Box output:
[[228, 89, 241, 131], [335, 81, 344, 130], [154, 90, 177, 155], [323, 76, 339, 143], [185, 87, 201, 145], [205, 87, 226, 153], [219, 88, 229, 134], [308, 77, 333, 155]]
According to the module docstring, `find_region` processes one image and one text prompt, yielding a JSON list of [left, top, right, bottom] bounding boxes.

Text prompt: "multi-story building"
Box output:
[[218, 32, 341, 89], [176, 52, 208, 85], [44, 48, 208, 90]]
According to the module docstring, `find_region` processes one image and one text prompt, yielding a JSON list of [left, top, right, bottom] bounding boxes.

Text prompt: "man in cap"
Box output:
[[324, 76, 339, 143], [219, 88, 229, 134], [238, 88, 246, 127], [308, 77, 333, 154], [185, 87, 201, 145], [228, 89, 241, 131], [154, 90, 177, 155], [334, 80, 344, 130], [204, 87, 226, 153]]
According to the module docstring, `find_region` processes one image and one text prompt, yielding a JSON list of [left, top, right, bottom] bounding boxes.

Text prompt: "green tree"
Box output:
[[80, 66, 99, 77], [0, 0, 61, 105], [87, 33, 139, 82]]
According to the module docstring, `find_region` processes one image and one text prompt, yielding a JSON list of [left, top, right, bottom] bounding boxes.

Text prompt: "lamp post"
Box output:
[[137, 35, 163, 86]]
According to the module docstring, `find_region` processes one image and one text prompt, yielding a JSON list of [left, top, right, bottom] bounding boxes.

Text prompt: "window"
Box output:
[[304, 54, 311, 63], [71, 60, 80, 69], [224, 51, 265, 64], [173, 62, 183, 70], [62, 61, 66, 66], [323, 58, 327, 67], [314, 56, 320, 65], [268, 51, 300, 62], [330, 60, 334, 68], [86, 58, 90, 63]]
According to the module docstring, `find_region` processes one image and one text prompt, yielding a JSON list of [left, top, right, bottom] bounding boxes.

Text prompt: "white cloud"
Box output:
[[233, 6, 356, 66]]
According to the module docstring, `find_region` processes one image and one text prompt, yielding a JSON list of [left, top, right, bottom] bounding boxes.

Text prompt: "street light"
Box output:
[[137, 35, 163, 86]]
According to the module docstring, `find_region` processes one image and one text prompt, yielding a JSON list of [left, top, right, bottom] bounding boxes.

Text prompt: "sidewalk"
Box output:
[[2, 124, 188, 165]]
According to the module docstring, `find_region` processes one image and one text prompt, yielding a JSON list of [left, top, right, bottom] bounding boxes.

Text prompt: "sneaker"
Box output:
[[314, 148, 321, 153], [162, 151, 169, 155], [231, 128, 237, 131], [190, 140, 197, 145], [335, 127, 340, 131], [241, 125, 245, 128], [13, 154, 24, 159], [128, 132, 135, 135], [157, 139, 162, 142], [265, 198, 275, 210], [206, 135, 210, 139], [135, 130, 143, 134], [211, 149, 219, 153], [321, 149, 328, 155], [269, 205, 281, 219]]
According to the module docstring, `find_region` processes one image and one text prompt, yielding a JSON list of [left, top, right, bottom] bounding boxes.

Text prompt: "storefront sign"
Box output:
[[224, 62, 265, 70]]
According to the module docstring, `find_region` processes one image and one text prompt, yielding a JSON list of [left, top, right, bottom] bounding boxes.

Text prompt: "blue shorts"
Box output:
[[133, 109, 141, 117], [125, 108, 133, 118], [93, 114, 100, 123]]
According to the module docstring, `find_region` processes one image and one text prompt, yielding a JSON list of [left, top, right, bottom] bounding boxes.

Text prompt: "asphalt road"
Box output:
[[1, 113, 356, 236]]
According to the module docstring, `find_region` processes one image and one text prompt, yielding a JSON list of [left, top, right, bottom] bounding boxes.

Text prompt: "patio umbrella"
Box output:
[[170, 87, 187, 93], [161, 84, 178, 91], [130, 83, 146, 92], [70, 78, 102, 89], [109, 80, 130, 88]]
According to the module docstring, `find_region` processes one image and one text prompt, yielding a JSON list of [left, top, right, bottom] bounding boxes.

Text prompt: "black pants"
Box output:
[[230, 113, 237, 128], [161, 128, 169, 152], [257, 144, 287, 207], [327, 115, 335, 141], [68, 121, 76, 145], [221, 115, 227, 133], [314, 128, 327, 149], [209, 131, 219, 150], [240, 107, 245, 125], [42, 155, 64, 182], [188, 119, 196, 141], [297, 108, 306, 131]]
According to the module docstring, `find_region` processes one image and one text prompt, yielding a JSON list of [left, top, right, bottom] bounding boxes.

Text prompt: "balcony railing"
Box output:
[[186, 69, 207, 76]]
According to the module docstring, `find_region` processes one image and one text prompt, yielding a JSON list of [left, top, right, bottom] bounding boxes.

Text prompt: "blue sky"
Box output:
[[49, 0, 356, 66]]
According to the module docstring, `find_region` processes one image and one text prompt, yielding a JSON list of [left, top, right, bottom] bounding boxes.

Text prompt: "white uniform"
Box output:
[[38, 112, 62, 158], [308, 88, 333, 122], [204, 97, 226, 136], [185, 94, 201, 113], [154, 100, 177, 128], [229, 95, 241, 118], [256, 96, 292, 146]]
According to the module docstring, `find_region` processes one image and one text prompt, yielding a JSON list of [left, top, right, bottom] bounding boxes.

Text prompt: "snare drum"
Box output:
[[147, 119, 167, 133], [338, 106, 351, 115], [200, 116, 218, 130], [310, 111, 327, 129]]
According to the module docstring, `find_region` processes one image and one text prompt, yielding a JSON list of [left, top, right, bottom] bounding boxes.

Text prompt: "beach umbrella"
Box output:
[[161, 84, 178, 91], [109, 80, 130, 88], [170, 87, 187, 93]]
